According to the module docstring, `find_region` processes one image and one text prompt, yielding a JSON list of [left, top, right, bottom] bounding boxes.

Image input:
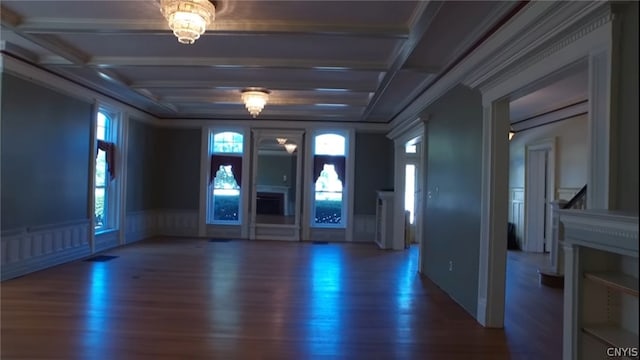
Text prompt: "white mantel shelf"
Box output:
[[559, 209, 638, 256]]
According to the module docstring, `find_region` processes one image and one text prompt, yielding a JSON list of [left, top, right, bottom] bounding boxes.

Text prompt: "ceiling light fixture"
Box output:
[[284, 143, 297, 154], [276, 138, 287, 145], [160, 0, 215, 45], [241, 88, 270, 118]]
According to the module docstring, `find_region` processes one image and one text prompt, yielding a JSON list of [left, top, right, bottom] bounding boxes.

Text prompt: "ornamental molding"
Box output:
[[559, 210, 639, 254], [472, 5, 615, 94]]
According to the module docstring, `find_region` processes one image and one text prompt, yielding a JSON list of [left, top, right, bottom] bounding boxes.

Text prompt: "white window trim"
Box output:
[[94, 105, 122, 234], [310, 129, 351, 230], [205, 128, 246, 226]]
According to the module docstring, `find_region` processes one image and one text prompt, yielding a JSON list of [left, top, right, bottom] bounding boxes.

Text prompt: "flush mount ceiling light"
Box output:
[[241, 88, 270, 118], [160, 0, 215, 45], [284, 143, 297, 154], [276, 138, 287, 145]]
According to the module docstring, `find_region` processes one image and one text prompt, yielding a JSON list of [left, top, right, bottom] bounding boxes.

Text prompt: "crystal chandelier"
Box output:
[[160, 0, 215, 45], [241, 89, 270, 118], [284, 143, 297, 154]]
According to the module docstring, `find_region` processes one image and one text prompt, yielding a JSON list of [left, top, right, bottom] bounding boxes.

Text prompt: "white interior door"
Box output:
[[525, 149, 547, 253]]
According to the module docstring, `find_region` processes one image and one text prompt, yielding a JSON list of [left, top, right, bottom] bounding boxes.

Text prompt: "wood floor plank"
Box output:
[[1, 238, 562, 359]]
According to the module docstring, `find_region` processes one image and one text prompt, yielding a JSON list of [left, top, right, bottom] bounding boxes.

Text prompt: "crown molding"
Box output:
[[386, 115, 426, 142], [389, 1, 609, 134], [1, 54, 156, 124], [511, 100, 588, 133], [154, 117, 390, 132], [472, 5, 614, 95]]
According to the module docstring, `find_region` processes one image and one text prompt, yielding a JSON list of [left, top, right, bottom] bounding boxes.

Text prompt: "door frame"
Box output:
[[475, 3, 617, 329], [250, 129, 305, 241], [524, 138, 556, 252]]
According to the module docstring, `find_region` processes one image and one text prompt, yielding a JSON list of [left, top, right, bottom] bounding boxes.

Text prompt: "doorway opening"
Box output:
[[524, 139, 555, 254]]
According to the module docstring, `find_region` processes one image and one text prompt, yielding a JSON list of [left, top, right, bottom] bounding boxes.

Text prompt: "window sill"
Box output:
[[311, 224, 346, 229], [95, 228, 118, 236], [207, 222, 241, 226]]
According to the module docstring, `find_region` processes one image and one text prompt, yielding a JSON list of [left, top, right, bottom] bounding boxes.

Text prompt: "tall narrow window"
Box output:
[[208, 131, 243, 224], [95, 110, 118, 231], [313, 133, 347, 227]]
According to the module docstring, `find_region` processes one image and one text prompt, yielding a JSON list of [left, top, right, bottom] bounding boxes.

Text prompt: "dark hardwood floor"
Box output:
[[1, 238, 562, 359]]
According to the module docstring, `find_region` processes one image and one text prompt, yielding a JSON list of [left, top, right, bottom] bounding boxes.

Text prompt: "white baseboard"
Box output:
[[309, 228, 346, 242], [1, 220, 91, 281], [95, 230, 120, 252], [206, 224, 242, 239]]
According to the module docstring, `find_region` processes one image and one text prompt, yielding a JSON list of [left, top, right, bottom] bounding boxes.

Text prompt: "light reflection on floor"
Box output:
[[209, 246, 240, 335], [85, 263, 107, 349], [308, 245, 343, 356], [395, 245, 420, 347]]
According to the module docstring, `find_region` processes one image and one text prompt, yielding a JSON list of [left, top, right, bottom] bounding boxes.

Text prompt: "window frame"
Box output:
[[207, 129, 245, 225], [311, 130, 349, 229], [94, 107, 120, 234]]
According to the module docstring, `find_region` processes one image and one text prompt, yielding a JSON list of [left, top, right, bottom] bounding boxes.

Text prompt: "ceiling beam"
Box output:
[[17, 18, 410, 39], [0, 41, 39, 63], [1, 8, 90, 65], [160, 95, 367, 106], [81, 56, 388, 72], [130, 80, 376, 93], [360, 1, 444, 121]]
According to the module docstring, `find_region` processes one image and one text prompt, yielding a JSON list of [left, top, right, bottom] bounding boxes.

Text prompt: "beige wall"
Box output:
[[509, 114, 588, 193]]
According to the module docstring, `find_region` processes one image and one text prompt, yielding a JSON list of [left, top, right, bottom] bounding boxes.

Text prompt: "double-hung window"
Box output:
[[312, 133, 347, 227], [207, 131, 244, 224], [94, 109, 119, 231]]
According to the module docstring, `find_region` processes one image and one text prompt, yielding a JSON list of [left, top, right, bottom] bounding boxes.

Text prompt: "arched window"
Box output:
[[313, 133, 346, 226], [208, 131, 244, 223]]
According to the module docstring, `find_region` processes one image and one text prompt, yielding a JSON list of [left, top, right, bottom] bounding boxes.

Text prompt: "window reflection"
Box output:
[[308, 247, 343, 356], [85, 263, 107, 349]]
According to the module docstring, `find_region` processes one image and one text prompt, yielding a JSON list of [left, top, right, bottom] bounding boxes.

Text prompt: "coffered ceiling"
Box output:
[[1, 1, 518, 123]]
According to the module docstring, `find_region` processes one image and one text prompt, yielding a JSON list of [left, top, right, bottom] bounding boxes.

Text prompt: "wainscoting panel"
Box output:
[[308, 228, 346, 242], [125, 211, 158, 244], [509, 188, 525, 248], [353, 214, 376, 242], [254, 225, 300, 241], [1, 220, 91, 281], [207, 224, 242, 239], [95, 230, 120, 253], [156, 210, 198, 237]]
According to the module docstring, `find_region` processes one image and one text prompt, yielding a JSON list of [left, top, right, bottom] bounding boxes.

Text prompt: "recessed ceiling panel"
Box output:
[[54, 33, 401, 65], [405, 1, 506, 69], [1, 1, 162, 20]]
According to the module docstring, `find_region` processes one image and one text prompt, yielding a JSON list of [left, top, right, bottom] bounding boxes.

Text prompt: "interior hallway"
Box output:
[[1, 239, 562, 359]]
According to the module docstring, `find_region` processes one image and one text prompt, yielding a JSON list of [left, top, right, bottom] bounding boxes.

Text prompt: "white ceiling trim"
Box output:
[[130, 80, 375, 93], [390, 1, 604, 131], [511, 100, 588, 132], [361, 1, 443, 120], [1, 54, 157, 123], [155, 118, 390, 132], [85, 56, 389, 71], [463, 2, 607, 91], [16, 17, 410, 39]]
